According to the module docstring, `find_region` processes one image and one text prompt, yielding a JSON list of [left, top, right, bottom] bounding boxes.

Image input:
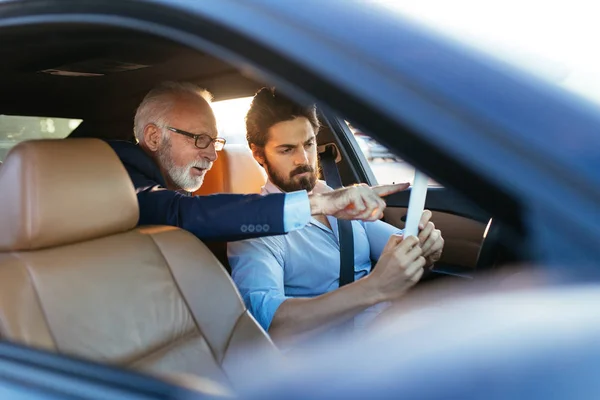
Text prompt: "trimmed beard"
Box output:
[[264, 155, 319, 193]]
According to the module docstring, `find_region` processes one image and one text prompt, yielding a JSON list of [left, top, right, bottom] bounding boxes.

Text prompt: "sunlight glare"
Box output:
[[374, 0, 600, 105], [211, 97, 253, 144]]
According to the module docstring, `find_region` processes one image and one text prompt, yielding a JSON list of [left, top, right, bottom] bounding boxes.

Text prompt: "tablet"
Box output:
[[403, 170, 428, 238]]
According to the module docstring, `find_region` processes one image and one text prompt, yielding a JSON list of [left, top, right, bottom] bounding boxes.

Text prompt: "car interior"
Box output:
[[0, 22, 524, 393]]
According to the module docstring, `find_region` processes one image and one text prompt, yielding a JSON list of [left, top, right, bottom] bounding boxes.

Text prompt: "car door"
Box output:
[[319, 112, 491, 279]]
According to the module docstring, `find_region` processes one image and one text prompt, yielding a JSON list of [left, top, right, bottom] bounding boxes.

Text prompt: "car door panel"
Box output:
[[383, 208, 486, 269], [383, 187, 490, 224], [383, 187, 489, 272]]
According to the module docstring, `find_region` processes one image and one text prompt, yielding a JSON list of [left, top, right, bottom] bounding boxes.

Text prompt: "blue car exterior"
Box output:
[[1, 0, 600, 398]]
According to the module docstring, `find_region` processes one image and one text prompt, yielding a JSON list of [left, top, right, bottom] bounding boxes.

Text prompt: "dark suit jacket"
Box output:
[[107, 140, 287, 241]]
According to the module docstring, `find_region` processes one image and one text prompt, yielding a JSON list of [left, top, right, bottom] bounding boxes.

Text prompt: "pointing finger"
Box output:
[[371, 182, 411, 197]]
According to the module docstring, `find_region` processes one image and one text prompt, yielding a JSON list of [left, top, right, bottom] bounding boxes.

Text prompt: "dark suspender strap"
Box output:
[[319, 144, 355, 287]]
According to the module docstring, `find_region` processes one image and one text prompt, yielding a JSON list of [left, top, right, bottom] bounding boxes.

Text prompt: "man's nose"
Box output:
[[294, 148, 309, 165], [201, 143, 218, 162]]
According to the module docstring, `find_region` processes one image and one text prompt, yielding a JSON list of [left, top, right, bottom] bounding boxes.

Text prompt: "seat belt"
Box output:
[[319, 144, 355, 287]]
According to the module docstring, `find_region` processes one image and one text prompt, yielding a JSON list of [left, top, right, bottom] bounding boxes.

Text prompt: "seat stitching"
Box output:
[[222, 310, 275, 360], [126, 328, 198, 366], [0, 253, 17, 339], [13, 251, 59, 349], [221, 313, 240, 362], [145, 230, 222, 366]]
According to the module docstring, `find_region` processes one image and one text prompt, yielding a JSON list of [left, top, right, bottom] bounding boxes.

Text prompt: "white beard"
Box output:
[[157, 139, 213, 192]]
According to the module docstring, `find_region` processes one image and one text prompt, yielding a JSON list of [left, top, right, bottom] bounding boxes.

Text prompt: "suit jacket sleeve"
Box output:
[[128, 167, 287, 242]]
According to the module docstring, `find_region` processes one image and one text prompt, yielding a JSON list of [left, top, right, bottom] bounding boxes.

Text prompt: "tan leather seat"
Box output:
[[195, 143, 266, 196], [0, 138, 277, 389]]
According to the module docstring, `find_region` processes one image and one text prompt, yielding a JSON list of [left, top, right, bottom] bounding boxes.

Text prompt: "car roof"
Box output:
[[0, 24, 262, 121]]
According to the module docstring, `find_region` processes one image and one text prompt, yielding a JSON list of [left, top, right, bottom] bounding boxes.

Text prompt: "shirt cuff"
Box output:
[[282, 190, 311, 232]]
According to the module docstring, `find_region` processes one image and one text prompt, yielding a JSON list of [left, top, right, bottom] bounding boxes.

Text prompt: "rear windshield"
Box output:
[[0, 115, 82, 161]]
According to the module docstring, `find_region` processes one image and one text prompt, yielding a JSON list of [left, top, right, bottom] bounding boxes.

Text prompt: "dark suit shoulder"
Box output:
[[104, 140, 288, 241], [106, 140, 166, 188]]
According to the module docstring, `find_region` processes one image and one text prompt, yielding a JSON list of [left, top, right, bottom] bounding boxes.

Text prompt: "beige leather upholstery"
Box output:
[[0, 140, 138, 251], [0, 139, 277, 389], [195, 144, 266, 196]]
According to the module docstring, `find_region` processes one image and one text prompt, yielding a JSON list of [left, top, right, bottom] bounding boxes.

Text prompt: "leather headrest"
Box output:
[[195, 144, 266, 195], [0, 139, 139, 251]]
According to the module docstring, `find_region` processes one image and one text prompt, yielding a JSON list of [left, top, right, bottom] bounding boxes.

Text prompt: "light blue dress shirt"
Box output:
[[228, 180, 402, 333], [282, 190, 311, 232]]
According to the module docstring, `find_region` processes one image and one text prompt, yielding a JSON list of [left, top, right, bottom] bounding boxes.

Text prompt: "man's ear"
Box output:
[[143, 124, 162, 152], [250, 144, 265, 167]]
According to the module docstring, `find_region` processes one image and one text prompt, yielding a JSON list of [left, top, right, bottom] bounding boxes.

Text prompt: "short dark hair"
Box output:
[[245, 87, 320, 148]]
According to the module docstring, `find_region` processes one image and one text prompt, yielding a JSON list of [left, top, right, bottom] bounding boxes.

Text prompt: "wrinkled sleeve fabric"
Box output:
[[228, 236, 289, 331], [363, 220, 404, 261], [282, 190, 311, 232]]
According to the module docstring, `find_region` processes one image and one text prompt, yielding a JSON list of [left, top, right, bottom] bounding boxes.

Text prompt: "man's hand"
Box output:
[[362, 235, 425, 302], [417, 210, 444, 266], [309, 183, 409, 221]]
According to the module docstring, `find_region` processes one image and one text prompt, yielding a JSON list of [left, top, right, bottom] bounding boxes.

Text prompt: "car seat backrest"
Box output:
[[0, 139, 139, 251], [195, 143, 266, 196], [0, 139, 277, 389]]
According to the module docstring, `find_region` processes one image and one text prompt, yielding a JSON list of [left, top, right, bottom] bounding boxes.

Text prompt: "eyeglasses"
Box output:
[[165, 126, 226, 151]]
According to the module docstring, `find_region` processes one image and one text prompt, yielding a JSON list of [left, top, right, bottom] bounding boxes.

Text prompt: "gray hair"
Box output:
[[133, 81, 213, 145]]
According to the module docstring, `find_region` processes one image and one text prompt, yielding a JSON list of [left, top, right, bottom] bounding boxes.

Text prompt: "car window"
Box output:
[[211, 98, 441, 186], [347, 122, 440, 186], [211, 97, 253, 145], [0, 115, 82, 161]]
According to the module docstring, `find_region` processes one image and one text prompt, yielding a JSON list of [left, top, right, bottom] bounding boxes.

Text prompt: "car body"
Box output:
[[0, 0, 600, 399]]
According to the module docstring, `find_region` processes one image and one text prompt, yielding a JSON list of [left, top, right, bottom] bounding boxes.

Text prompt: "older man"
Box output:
[[108, 81, 404, 242], [228, 88, 445, 347]]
